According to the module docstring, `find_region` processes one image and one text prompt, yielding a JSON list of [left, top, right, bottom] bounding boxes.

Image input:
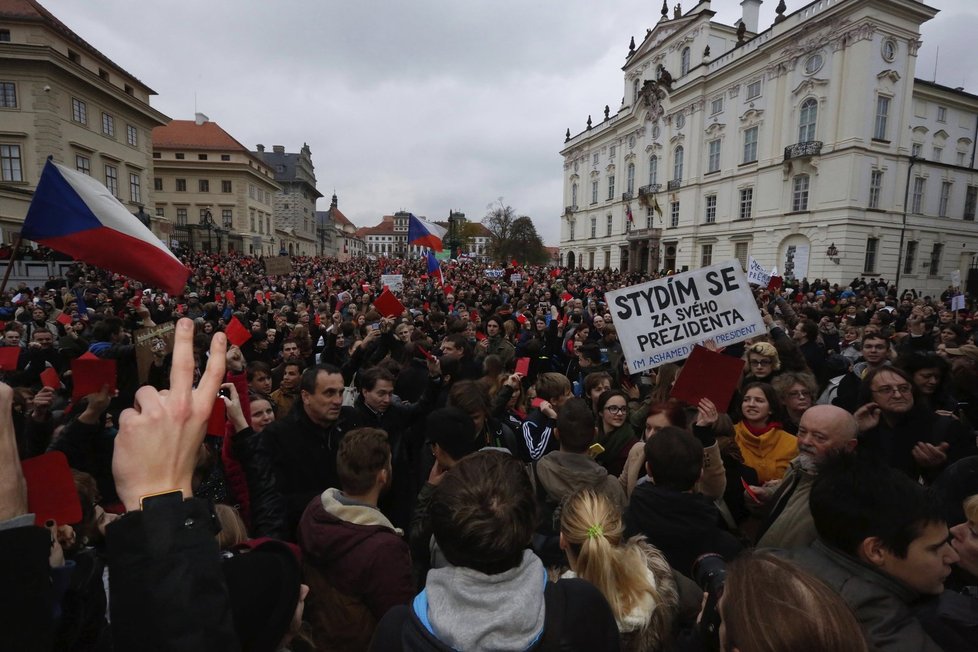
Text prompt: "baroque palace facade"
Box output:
[[559, 0, 978, 295]]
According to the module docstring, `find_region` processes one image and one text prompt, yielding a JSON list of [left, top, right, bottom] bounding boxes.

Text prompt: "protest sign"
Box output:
[[746, 257, 771, 287], [951, 294, 966, 311], [606, 260, 765, 370], [510, 273, 522, 283], [134, 322, 176, 384], [380, 274, 404, 293], [485, 269, 505, 279], [22, 452, 82, 527], [264, 256, 293, 275], [71, 354, 117, 400], [951, 269, 961, 289], [374, 288, 406, 318]]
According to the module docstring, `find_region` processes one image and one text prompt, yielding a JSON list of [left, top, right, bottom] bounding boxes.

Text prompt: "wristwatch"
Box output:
[[138, 489, 184, 511]]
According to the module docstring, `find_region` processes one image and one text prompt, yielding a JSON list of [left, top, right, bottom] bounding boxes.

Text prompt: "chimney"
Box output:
[[194, 112, 208, 126], [273, 145, 285, 154], [740, 0, 761, 34], [256, 144, 265, 152]]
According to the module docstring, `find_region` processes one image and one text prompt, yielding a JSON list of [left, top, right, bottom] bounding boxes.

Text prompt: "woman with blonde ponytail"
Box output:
[[559, 489, 680, 651]]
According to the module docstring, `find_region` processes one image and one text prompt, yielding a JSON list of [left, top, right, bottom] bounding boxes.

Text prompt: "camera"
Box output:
[[692, 553, 727, 652]]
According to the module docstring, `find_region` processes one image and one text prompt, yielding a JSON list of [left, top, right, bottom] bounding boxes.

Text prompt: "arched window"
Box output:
[[799, 98, 818, 143], [673, 146, 684, 181], [680, 47, 691, 76], [649, 155, 658, 186], [627, 163, 635, 194]]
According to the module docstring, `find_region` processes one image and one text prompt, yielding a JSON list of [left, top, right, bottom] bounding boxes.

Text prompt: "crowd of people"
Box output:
[[2, 248, 978, 651]]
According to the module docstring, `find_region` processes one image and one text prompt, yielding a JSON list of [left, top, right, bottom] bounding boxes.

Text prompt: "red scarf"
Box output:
[[741, 420, 783, 436]]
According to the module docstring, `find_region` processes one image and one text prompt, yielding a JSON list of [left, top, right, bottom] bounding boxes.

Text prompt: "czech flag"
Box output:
[[22, 159, 189, 296], [426, 249, 443, 286], [407, 213, 446, 252]]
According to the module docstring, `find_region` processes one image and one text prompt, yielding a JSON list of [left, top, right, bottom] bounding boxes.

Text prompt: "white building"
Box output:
[[559, 0, 978, 295]]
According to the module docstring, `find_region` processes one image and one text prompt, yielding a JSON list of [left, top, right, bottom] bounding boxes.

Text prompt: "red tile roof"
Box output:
[[330, 207, 354, 228], [360, 216, 397, 237], [152, 120, 252, 152]]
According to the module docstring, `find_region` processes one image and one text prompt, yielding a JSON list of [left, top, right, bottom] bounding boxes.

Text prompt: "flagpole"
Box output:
[[0, 234, 24, 297]]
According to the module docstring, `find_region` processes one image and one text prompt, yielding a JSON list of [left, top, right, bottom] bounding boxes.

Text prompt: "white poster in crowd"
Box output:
[[606, 260, 765, 370], [951, 294, 966, 311], [746, 257, 771, 287], [782, 244, 809, 280], [380, 274, 404, 293], [485, 269, 505, 279], [951, 269, 962, 288], [510, 273, 522, 283]]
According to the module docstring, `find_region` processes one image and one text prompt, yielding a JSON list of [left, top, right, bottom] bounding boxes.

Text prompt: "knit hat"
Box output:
[[425, 407, 479, 461]]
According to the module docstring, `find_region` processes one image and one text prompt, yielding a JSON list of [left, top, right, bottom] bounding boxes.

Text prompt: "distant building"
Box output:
[[361, 211, 429, 258], [317, 193, 364, 261], [0, 0, 169, 243], [152, 115, 280, 255], [560, 0, 978, 295], [252, 143, 323, 257]]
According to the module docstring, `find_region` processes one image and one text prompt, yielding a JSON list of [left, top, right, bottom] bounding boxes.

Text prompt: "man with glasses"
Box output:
[[855, 367, 975, 483]]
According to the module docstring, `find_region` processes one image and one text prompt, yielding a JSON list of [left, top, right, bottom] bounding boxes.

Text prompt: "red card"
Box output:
[[0, 346, 19, 371], [373, 288, 405, 319], [225, 316, 252, 347], [669, 345, 746, 414], [443, 284, 454, 297], [40, 367, 60, 389], [56, 312, 72, 326], [21, 452, 82, 526], [561, 292, 573, 303], [70, 356, 117, 400], [207, 398, 226, 437], [417, 345, 435, 361], [515, 357, 530, 376], [767, 276, 783, 291], [226, 290, 236, 305], [475, 331, 487, 341]]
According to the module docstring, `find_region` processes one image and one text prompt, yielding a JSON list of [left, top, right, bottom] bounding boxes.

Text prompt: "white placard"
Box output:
[[746, 256, 771, 287], [606, 260, 765, 370], [380, 274, 404, 293], [485, 269, 505, 279], [951, 294, 966, 311], [510, 273, 522, 283], [951, 269, 961, 288]]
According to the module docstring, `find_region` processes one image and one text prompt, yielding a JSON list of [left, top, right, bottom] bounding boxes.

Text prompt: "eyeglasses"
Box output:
[[749, 359, 773, 367], [604, 405, 627, 415], [787, 390, 812, 399], [872, 384, 912, 396]]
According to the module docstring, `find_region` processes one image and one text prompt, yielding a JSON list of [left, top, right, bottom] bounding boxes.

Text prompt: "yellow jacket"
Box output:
[[734, 421, 798, 484]]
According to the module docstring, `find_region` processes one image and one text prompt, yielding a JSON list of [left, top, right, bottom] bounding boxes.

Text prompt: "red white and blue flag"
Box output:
[[426, 249, 443, 285], [407, 213, 446, 252], [22, 159, 189, 296], [625, 204, 634, 224]]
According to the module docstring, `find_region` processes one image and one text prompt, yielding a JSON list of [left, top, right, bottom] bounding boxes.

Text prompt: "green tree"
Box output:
[[482, 199, 547, 264]]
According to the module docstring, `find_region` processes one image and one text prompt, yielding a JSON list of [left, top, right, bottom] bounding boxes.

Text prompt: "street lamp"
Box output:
[[200, 209, 214, 253], [446, 210, 461, 259], [895, 155, 918, 291]]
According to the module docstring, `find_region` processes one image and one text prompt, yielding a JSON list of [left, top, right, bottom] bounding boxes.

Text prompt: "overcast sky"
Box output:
[[42, 0, 978, 246]]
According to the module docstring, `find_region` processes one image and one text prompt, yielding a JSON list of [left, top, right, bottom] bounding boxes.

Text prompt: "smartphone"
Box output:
[[370, 323, 380, 330], [218, 387, 231, 399], [587, 442, 605, 457]]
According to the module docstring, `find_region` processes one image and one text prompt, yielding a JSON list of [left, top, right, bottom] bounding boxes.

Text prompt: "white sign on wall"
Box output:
[[606, 261, 765, 370]]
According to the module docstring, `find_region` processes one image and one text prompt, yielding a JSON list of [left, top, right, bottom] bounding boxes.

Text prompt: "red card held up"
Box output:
[[225, 316, 252, 347], [40, 367, 60, 389], [475, 331, 487, 341], [669, 345, 745, 414], [21, 452, 82, 527], [56, 312, 73, 326], [515, 357, 530, 376], [0, 346, 19, 371], [373, 288, 405, 319], [207, 397, 227, 437], [70, 355, 117, 400]]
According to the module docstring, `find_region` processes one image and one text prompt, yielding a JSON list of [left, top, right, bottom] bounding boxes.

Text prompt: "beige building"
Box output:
[[0, 0, 169, 243], [152, 115, 281, 256]]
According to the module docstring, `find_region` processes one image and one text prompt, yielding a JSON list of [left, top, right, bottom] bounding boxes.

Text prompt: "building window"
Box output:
[[626, 163, 635, 194], [153, 152, 161, 159], [175, 153, 185, 160], [589, 181, 598, 204], [746, 80, 761, 100], [569, 219, 575, 241], [680, 47, 691, 76], [929, 243, 943, 275], [176, 208, 187, 226], [792, 175, 810, 211], [607, 175, 615, 200], [222, 209, 233, 227], [221, 154, 231, 161], [734, 242, 749, 270], [153, 177, 163, 191], [648, 155, 658, 185], [933, 146, 943, 163], [705, 195, 717, 223], [864, 238, 878, 273], [912, 177, 925, 214], [0, 30, 9, 42], [804, 53, 824, 75], [939, 181, 951, 217], [903, 241, 917, 275], [199, 208, 210, 222], [670, 201, 680, 228], [709, 97, 723, 116], [606, 214, 613, 236], [75, 155, 90, 175], [105, 165, 118, 196], [593, 153, 599, 165], [911, 143, 922, 157], [0, 144, 23, 181], [129, 173, 141, 203], [176, 179, 187, 192], [155, 207, 164, 217], [221, 180, 232, 193], [937, 106, 947, 123], [798, 98, 817, 142], [198, 154, 208, 161], [743, 127, 758, 163], [609, 145, 616, 158], [0, 81, 15, 108], [874, 96, 890, 141], [673, 146, 684, 181], [590, 216, 597, 238], [700, 244, 713, 268], [126, 125, 138, 146], [958, 152, 966, 166], [707, 139, 721, 173], [71, 98, 87, 124], [101, 113, 114, 136], [632, 78, 640, 104], [739, 187, 753, 220], [869, 170, 883, 209], [199, 179, 209, 192], [965, 186, 977, 220]]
